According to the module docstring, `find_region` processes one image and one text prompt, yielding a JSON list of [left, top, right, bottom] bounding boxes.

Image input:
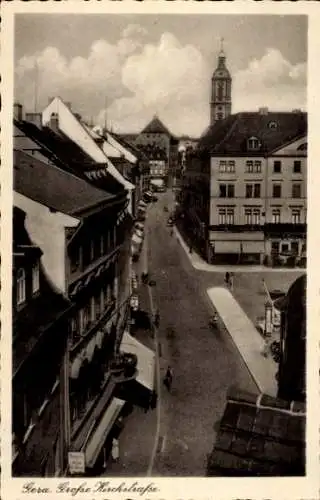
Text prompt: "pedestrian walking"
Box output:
[[111, 438, 120, 462], [154, 309, 160, 328], [163, 365, 173, 392], [224, 271, 230, 286], [229, 272, 234, 291]]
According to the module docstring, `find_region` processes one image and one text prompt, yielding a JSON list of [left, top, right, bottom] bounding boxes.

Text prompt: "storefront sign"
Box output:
[[68, 451, 85, 475]]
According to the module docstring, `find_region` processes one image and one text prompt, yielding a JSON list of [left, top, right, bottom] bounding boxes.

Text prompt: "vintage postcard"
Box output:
[[1, 2, 319, 499]]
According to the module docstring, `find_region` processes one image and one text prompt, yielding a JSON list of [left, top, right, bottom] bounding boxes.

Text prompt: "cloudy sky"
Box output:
[[15, 14, 307, 137]]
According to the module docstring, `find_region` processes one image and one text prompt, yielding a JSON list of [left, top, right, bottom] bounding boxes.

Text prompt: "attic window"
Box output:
[[297, 143, 307, 151], [268, 121, 278, 130], [247, 137, 260, 151]]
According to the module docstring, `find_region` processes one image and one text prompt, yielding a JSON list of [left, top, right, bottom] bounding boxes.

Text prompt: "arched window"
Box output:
[[247, 136, 260, 150], [297, 143, 307, 151], [17, 268, 26, 305]]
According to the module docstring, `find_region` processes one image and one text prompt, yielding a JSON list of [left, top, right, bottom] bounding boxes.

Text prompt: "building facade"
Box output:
[[12, 207, 71, 476], [134, 115, 179, 189], [181, 110, 307, 266]]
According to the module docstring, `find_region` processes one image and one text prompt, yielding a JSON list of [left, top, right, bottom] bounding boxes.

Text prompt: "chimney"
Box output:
[[14, 103, 23, 121], [49, 112, 59, 133], [25, 112, 42, 129], [259, 107, 269, 115], [65, 102, 72, 110]]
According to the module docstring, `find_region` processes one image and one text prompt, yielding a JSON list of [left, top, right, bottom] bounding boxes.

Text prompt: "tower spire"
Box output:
[[220, 37, 224, 55]]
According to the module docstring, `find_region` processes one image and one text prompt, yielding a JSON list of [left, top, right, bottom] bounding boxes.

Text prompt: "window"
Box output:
[[272, 184, 282, 198], [226, 161, 235, 173], [281, 243, 290, 254], [273, 160, 281, 173], [271, 241, 280, 254], [217, 113, 223, 121], [218, 208, 226, 225], [293, 160, 302, 173], [219, 207, 234, 225], [254, 161, 262, 173], [297, 143, 307, 151], [246, 161, 253, 173], [247, 137, 260, 150], [268, 121, 278, 130], [291, 209, 301, 224], [292, 183, 301, 198], [226, 208, 234, 225], [32, 262, 40, 293], [219, 161, 227, 173], [245, 208, 261, 225], [219, 184, 234, 198], [246, 183, 261, 198], [246, 160, 262, 173], [16, 268, 26, 305], [272, 209, 281, 224]]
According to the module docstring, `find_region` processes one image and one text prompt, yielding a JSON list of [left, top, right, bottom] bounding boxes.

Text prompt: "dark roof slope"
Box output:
[[15, 119, 97, 175], [14, 149, 114, 216], [207, 387, 305, 476], [141, 115, 174, 137], [198, 111, 307, 155]]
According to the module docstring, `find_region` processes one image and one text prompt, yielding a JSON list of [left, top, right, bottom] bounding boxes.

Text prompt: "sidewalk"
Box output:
[[207, 286, 278, 397], [174, 226, 306, 273]]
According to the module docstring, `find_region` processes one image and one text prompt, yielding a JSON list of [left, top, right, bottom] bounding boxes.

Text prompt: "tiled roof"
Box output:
[[198, 111, 307, 155], [141, 116, 174, 137], [207, 387, 305, 476], [15, 120, 98, 175], [14, 149, 114, 216]]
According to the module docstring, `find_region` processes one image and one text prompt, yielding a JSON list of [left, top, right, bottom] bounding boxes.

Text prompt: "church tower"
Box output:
[[210, 39, 232, 126]]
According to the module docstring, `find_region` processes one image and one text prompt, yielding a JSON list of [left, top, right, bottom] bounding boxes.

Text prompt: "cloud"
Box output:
[[99, 33, 211, 136], [15, 34, 307, 138], [233, 48, 307, 112]]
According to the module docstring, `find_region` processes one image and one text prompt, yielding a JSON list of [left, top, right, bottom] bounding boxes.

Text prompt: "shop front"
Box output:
[[116, 331, 156, 410]]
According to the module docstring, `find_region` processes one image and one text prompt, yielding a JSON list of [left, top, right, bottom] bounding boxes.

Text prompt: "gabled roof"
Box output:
[[207, 387, 305, 476], [141, 115, 174, 137], [14, 149, 115, 217], [198, 111, 307, 156], [15, 119, 98, 176]]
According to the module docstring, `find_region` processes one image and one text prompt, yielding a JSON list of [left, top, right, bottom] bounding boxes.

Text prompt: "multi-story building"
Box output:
[[13, 104, 156, 475], [182, 106, 307, 266], [134, 115, 179, 189], [12, 207, 71, 476]]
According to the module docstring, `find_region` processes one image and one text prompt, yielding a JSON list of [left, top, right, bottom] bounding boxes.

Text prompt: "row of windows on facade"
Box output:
[[70, 227, 118, 272], [218, 159, 303, 174], [150, 167, 165, 175], [217, 207, 303, 225], [70, 280, 117, 344], [218, 183, 303, 199], [16, 263, 40, 306]]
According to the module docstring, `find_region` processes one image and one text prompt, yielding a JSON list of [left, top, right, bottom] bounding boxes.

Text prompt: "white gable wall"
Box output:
[[14, 191, 79, 294]]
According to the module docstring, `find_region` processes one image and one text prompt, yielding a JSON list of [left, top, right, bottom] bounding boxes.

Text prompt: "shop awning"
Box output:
[[85, 337, 96, 362], [214, 241, 241, 254], [138, 200, 147, 207], [85, 397, 125, 469], [241, 241, 265, 253], [70, 354, 84, 380], [138, 205, 146, 212], [120, 332, 155, 391]]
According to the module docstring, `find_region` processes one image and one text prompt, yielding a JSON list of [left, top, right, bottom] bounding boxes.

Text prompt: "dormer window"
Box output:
[[247, 137, 260, 151], [268, 121, 278, 130], [32, 261, 40, 294], [17, 268, 26, 305]]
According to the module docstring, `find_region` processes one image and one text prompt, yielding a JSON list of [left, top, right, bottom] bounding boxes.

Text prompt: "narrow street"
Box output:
[[145, 190, 258, 476]]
